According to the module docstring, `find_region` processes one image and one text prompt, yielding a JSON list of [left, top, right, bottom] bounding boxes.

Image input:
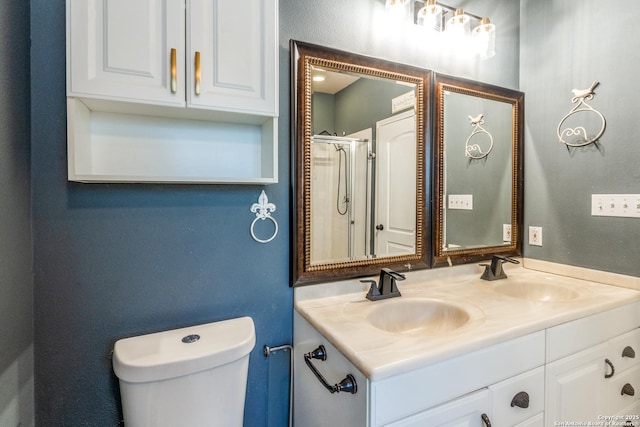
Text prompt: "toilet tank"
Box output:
[[113, 316, 255, 427]]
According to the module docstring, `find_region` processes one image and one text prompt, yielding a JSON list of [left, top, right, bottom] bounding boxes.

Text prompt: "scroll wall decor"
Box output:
[[465, 113, 494, 159], [557, 81, 606, 148]]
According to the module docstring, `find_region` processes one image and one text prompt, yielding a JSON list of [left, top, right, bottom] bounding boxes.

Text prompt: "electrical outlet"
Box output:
[[503, 224, 512, 242], [529, 226, 542, 246]]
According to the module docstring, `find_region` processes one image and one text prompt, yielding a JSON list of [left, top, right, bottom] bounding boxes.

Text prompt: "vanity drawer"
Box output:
[[489, 366, 544, 426], [514, 412, 544, 427], [370, 331, 545, 426], [546, 301, 640, 362], [609, 328, 640, 373], [608, 364, 640, 415]]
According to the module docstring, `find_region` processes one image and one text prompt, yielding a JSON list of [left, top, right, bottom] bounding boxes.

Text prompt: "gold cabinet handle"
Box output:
[[194, 51, 201, 96], [170, 48, 177, 93]]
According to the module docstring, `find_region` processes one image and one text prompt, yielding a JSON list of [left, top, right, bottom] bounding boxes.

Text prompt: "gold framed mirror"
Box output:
[[433, 74, 524, 267], [291, 41, 431, 286]]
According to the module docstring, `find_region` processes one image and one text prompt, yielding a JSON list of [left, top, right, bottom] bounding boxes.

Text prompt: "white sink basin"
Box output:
[[493, 282, 579, 302], [366, 298, 470, 335]]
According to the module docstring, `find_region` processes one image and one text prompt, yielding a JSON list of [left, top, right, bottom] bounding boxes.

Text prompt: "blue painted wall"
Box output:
[[31, 0, 291, 425], [31, 0, 520, 425], [1, 0, 32, 371]]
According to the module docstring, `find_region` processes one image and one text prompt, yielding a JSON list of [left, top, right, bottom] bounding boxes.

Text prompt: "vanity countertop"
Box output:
[[294, 262, 640, 381]]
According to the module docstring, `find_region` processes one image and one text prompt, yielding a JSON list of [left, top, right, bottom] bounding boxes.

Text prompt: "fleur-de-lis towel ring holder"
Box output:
[[465, 114, 494, 159], [557, 81, 606, 148], [250, 190, 278, 243]]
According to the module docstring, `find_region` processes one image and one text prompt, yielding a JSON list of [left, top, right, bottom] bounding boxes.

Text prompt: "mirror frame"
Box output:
[[433, 74, 524, 267], [291, 40, 432, 286]]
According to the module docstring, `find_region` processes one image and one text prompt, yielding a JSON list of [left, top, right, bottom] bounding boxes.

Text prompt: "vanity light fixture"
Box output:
[[446, 8, 471, 39], [412, 0, 497, 59], [472, 17, 496, 59], [416, 0, 443, 32], [385, 0, 409, 19]]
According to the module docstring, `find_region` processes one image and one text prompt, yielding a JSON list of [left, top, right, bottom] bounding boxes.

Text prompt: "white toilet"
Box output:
[[112, 316, 255, 427]]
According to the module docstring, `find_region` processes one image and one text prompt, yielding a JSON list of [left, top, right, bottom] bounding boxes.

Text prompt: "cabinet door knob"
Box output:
[[605, 358, 615, 378], [510, 391, 530, 408], [621, 383, 635, 396], [481, 413, 492, 427], [375, 224, 384, 231], [622, 346, 636, 358]]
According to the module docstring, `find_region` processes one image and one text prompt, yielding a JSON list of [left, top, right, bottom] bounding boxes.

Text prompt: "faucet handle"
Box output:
[[494, 255, 520, 265], [381, 268, 406, 281]]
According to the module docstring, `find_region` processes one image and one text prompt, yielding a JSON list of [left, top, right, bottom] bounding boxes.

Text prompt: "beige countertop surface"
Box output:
[[295, 261, 640, 381]]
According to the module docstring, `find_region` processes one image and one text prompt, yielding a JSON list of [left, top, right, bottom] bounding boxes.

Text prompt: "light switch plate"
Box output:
[[592, 194, 640, 218], [448, 194, 473, 210]]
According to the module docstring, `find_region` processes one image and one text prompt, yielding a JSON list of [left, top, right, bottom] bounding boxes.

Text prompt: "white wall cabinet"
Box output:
[[66, 0, 278, 184], [67, 0, 185, 107], [187, 0, 277, 115]]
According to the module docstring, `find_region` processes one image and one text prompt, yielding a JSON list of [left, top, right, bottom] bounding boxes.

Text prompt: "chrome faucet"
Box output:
[[480, 255, 520, 281], [362, 268, 406, 301]]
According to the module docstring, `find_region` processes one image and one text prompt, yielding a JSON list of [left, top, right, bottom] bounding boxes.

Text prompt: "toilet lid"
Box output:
[[113, 316, 255, 383]]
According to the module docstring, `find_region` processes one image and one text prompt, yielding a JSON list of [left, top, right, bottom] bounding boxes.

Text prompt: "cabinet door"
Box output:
[[387, 389, 491, 427], [609, 365, 640, 415], [545, 343, 609, 425], [187, 0, 278, 115], [67, 0, 185, 106]]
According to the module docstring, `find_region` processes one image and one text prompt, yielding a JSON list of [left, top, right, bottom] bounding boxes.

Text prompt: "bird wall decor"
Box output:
[[465, 113, 494, 159], [557, 81, 606, 148]]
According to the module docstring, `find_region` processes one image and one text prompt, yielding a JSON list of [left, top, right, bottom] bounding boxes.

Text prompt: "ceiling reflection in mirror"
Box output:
[[434, 75, 524, 266], [292, 41, 430, 286]]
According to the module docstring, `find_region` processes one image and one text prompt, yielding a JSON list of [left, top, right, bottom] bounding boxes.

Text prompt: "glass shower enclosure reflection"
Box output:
[[310, 133, 373, 265]]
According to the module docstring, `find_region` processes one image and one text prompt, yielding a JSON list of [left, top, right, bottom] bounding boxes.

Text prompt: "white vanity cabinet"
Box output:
[[295, 299, 640, 427], [66, 0, 278, 184], [545, 303, 640, 426], [293, 311, 546, 427]]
